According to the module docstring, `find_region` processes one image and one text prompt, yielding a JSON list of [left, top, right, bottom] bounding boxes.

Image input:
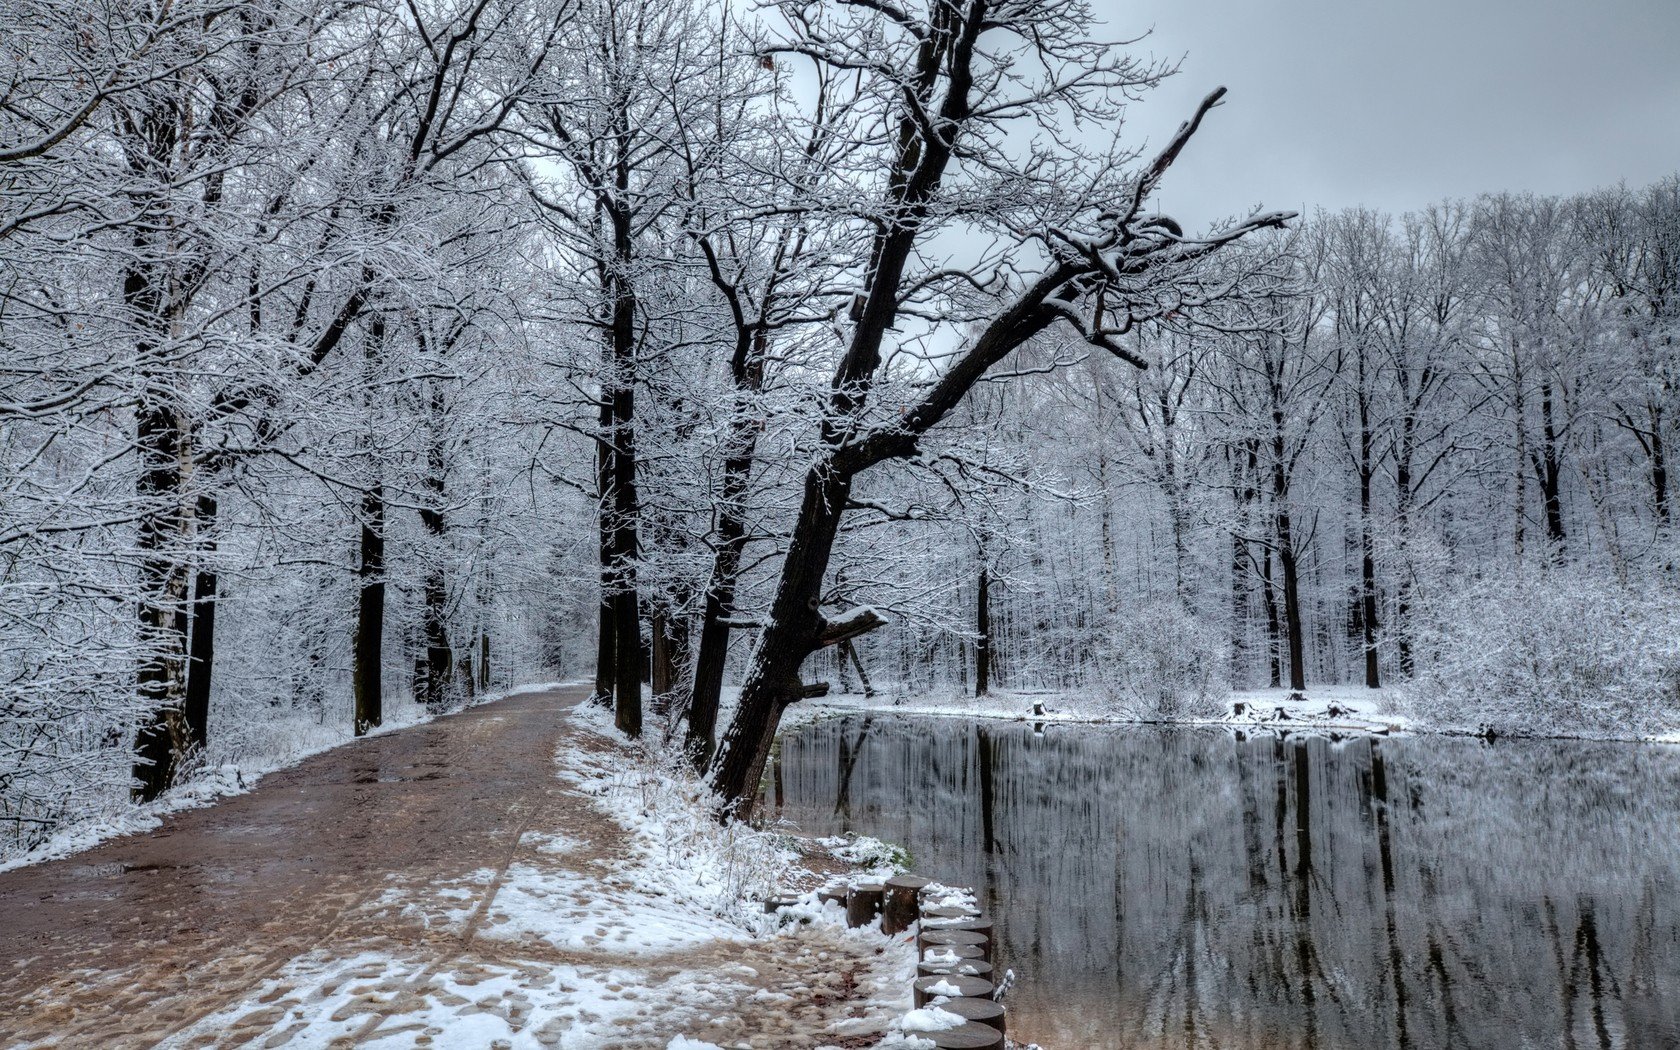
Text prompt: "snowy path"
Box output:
[[0, 686, 905, 1049]]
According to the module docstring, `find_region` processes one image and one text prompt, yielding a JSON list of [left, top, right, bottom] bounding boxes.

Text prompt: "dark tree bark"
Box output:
[[183, 492, 219, 751], [419, 383, 452, 710], [604, 103, 645, 738], [1260, 547, 1284, 689], [1394, 420, 1417, 678], [353, 316, 388, 736], [1357, 399, 1381, 689], [688, 329, 770, 764], [131, 392, 192, 800], [1276, 506, 1308, 694], [1650, 426, 1669, 526], [593, 398, 616, 708], [651, 609, 690, 715], [1535, 380, 1567, 555], [843, 640, 876, 700], [124, 97, 191, 801], [353, 479, 386, 735], [975, 561, 991, 697]]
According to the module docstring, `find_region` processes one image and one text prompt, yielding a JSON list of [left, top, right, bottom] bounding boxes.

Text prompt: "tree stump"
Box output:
[[912, 974, 994, 1008], [922, 916, 993, 938], [883, 874, 930, 934], [919, 929, 991, 962], [922, 943, 985, 962], [937, 997, 1006, 1034], [924, 1022, 1004, 1049], [761, 894, 800, 914], [921, 904, 980, 921], [918, 959, 994, 979], [846, 882, 885, 928], [817, 886, 848, 909]]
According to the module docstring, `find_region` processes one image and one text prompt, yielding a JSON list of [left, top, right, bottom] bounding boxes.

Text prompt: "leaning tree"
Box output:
[[706, 0, 1293, 815]]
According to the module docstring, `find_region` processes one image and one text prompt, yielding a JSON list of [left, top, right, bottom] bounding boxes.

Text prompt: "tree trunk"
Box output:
[[131, 399, 193, 801], [1278, 511, 1308, 694], [1538, 380, 1567, 555], [183, 492, 218, 751], [1230, 532, 1250, 682], [593, 396, 616, 708], [1651, 415, 1671, 526], [416, 450, 450, 705], [353, 311, 388, 735], [419, 384, 452, 710], [353, 480, 385, 735], [975, 560, 991, 697], [1260, 547, 1283, 689], [1357, 401, 1380, 689], [709, 465, 853, 815], [607, 213, 644, 737], [687, 327, 770, 764], [650, 610, 677, 713], [1394, 419, 1416, 679], [1513, 348, 1527, 561], [845, 640, 876, 700]]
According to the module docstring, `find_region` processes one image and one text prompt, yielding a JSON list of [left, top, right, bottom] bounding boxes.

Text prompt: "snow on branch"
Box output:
[[814, 605, 889, 648]]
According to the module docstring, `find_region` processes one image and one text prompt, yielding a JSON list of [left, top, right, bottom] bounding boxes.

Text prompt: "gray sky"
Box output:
[[1111, 0, 1680, 229]]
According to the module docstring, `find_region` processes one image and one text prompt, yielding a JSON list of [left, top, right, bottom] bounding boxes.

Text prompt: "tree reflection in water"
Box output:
[[763, 716, 1680, 1049]]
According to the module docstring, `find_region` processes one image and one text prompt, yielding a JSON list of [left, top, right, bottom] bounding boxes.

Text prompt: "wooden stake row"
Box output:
[[824, 874, 1009, 1049]]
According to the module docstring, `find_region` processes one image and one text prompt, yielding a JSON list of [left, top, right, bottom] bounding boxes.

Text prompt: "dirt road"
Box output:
[[0, 685, 900, 1049]]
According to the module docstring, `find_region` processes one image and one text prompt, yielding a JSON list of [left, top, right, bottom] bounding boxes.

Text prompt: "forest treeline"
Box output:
[[2, 0, 1676, 849]]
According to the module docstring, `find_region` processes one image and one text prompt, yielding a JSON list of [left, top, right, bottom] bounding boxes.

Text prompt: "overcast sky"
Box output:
[[1109, 0, 1680, 229]]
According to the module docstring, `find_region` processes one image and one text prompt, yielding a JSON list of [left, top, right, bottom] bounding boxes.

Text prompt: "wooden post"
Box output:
[[922, 916, 994, 939], [918, 959, 994, 979], [912, 974, 994, 1008], [846, 882, 885, 929], [883, 875, 930, 935], [919, 929, 991, 962], [924, 1024, 1003, 1049], [937, 997, 1007, 1035], [922, 943, 985, 962]]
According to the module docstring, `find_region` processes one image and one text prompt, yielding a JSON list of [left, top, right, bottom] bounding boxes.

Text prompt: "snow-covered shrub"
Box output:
[[1401, 568, 1680, 738], [1090, 599, 1229, 720]]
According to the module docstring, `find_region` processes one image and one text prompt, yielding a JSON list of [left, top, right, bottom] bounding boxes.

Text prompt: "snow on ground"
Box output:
[[0, 682, 578, 874], [158, 695, 931, 1049], [791, 683, 1413, 737]]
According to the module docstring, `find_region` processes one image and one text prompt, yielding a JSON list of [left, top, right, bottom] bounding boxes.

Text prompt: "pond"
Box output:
[[762, 714, 1680, 1050]]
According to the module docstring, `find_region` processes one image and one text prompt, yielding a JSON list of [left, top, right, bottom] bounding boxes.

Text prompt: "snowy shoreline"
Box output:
[[787, 686, 1680, 747]]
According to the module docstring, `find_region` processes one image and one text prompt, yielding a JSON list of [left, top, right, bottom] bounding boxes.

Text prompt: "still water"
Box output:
[[762, 715, 1680, 1049]]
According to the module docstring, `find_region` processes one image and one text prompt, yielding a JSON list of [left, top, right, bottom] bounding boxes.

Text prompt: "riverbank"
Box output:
[[788, 684, 1410, 735], [791, 684, 1680, 745]]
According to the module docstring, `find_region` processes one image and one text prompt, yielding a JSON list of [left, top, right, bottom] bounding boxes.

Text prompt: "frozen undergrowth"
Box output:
[[0, 681, 575, 872], [1402, 569, 1680, 740]]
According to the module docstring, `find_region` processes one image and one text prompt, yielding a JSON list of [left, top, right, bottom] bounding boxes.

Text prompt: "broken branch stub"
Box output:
[[814, 606, 887, 649]]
